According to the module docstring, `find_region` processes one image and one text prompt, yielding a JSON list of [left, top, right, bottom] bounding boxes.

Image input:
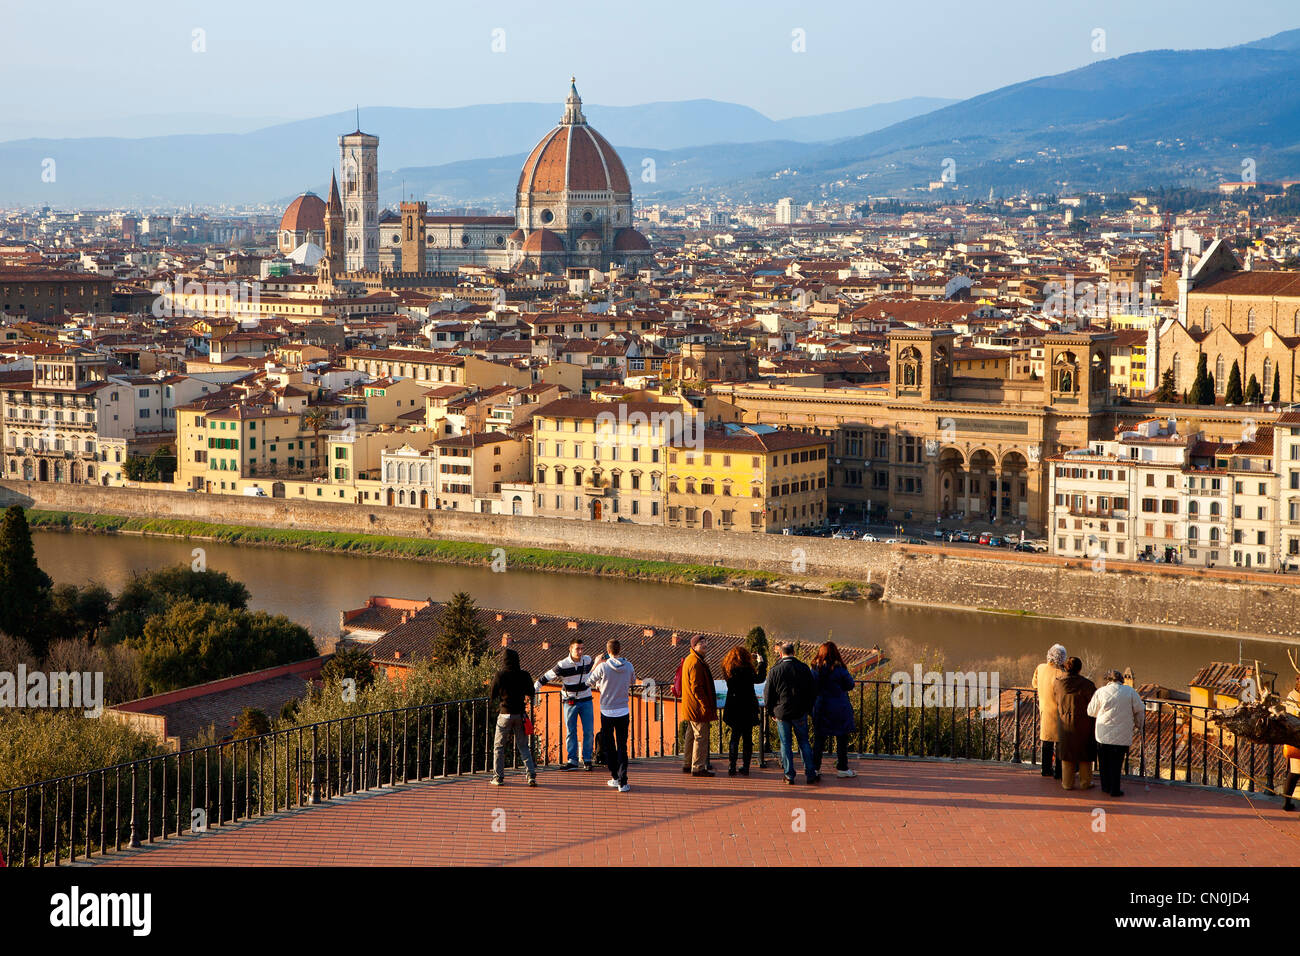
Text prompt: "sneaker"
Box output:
[[583, 762, 594, 772], [836, 769, 857, 778], [556, 762, 576, 772], [739, 767, 750, 776], [607, 778, 620, 788], [490, 778, 504, 786], [527, 778, 537, 787], [784, 776, 796, 785], [618, 784, 631, 793], [691, 769, 716, 777]]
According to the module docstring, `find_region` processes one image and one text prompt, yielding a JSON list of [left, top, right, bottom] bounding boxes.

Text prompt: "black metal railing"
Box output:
[[0, 683, 1284, 866]]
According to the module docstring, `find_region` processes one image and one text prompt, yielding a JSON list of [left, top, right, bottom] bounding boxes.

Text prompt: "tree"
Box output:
[[1272, 370, 1281, 404], [1152, 368, 1177, 402], [744, 626, 769, 664], [129, 599, 315, 694], [1187, 353, 1214, 406], [0, 506, 53, 657], [1246, 373, 1263, 405], [232, 707, 271, 741], [49, 583, 113, 644], [302, 407, 329, 477], [321, 646, 375, 691], [108, 565, 250, 644], [433, 592, 489, 663], [1226, 360, 1244, 404]]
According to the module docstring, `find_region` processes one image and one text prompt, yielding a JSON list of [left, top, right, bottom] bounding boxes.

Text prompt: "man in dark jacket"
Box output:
[[764, 642, 818, 784], [489, 647, 537, 786]]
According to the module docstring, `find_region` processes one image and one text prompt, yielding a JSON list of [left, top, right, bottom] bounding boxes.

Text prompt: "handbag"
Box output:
[[523, 715, 534, 735]]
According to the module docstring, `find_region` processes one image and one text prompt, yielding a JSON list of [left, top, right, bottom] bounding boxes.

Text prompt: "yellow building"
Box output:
[[666, 425, 829, 532], [174, 395, 321, 493], [532, 397, 675, 524]]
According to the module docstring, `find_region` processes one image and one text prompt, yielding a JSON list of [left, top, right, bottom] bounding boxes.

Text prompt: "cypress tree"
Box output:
[[0, 505, 53, 657], [1272, 370, 1281, 404], [1246, 373, 1263, 405], [1226, 361, 1244, 404], [1188, 353, 1214, 405], [434, 592, 489, 663]]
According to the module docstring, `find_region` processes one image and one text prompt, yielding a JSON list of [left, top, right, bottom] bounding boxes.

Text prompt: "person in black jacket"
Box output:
[[721, 645, 767, 776], [489, 647, 537, 786], [763, 642, 818, 784]]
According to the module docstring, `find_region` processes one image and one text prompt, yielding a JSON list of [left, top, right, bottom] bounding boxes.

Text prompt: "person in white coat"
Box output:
[[1087, 670, 1145, 797]]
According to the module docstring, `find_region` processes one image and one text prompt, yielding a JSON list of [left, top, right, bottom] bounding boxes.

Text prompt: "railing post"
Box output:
[[128, 763, 140, 848], [1011, 690, 1022, 763], [309, 725, 322, 805]]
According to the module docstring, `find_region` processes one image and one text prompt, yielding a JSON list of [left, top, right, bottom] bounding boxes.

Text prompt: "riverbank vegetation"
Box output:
[[27, 508, 866, 593]]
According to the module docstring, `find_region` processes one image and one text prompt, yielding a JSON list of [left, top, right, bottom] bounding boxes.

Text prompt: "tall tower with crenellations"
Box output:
[[340, 122, 379, 272]]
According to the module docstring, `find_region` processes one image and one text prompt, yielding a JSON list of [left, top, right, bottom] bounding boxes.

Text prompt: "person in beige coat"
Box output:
[[1032, 644, 1067, 779]]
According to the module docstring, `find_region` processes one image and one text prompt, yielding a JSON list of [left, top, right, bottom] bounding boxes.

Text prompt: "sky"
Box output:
[[2, 0, 1299, 138]]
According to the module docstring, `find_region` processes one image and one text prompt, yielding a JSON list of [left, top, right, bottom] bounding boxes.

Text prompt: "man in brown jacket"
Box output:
[[680, 635, 717, 777]]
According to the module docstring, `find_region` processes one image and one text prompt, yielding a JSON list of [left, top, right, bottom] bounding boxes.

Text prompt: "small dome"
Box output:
[[280, 193, 326, 233], [578, 230, 601, 241], [613, 228, 651, 251], [521, 229, 565, 253], [508, 228, 525, 241]]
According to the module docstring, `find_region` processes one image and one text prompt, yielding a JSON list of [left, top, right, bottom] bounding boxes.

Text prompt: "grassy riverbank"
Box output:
[[28, 508, 845, 591]]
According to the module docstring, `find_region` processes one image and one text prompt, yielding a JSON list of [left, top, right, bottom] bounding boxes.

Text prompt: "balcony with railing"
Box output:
[[1, 681, 1293, 868]]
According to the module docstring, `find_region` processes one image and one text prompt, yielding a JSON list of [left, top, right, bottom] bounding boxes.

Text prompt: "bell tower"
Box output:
[[1043, 331, 1114, 408], [887, 328, 955, 401], [399, 200, 426, 273], [340, 124, 380, 272]]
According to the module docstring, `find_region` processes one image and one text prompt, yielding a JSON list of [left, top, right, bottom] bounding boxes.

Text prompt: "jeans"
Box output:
[[492, 714, 536, 782], [601, 713, 629, 785], [564, 697, 594, 765], [727, 726, 753, 770], [777, 716, 816, 781], [1040, 741, 1062, 778], [813, 732, 849, 772], [683, 721, 711, 773], [1097, 743, 1128, 794]]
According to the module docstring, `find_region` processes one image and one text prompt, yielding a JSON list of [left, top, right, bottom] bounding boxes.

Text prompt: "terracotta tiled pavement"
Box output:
[[86, 757, 1299, 867]]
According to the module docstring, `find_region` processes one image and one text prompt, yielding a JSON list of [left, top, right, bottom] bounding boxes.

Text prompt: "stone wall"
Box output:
[[6, 481, 1298, 640]]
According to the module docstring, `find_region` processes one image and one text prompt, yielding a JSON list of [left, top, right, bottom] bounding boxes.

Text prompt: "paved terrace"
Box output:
[[87, 757, 1297, 867]]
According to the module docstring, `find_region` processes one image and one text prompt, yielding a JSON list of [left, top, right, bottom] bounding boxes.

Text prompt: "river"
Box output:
[[31, 529, 1294, 691]]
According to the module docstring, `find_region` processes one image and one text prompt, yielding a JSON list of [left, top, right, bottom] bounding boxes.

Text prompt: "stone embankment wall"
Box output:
[[5, 482, 1298, 640]]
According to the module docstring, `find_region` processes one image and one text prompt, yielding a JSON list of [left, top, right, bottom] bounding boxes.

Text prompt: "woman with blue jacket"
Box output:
[[811, 642, 857, 778]]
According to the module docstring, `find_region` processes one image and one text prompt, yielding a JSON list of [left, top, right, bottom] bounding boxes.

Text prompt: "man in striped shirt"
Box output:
[[535, 639, 595, 770]]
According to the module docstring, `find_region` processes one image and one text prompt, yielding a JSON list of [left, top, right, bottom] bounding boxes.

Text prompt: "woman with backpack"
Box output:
[[811, 641, 857, 778], [720, 645, 766, 776]]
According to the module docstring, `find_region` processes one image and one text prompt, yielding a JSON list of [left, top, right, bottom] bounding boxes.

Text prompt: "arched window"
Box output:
[[1203, 306, 1213, 331], [1247, 308, 1257, 333], [1215, 355, 1225, 394], [1172, 354, 1182, 391], [1294, 308, 1300, 336], [1263, 358, 1273, 397]]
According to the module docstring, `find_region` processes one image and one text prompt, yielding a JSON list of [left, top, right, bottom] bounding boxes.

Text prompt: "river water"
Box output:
[[31, 530, 1294, 692]]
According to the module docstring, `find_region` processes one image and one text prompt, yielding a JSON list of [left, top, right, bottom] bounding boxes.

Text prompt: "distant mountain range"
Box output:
[[0, 97, 952, 208], [4, 27, 1300, 209]]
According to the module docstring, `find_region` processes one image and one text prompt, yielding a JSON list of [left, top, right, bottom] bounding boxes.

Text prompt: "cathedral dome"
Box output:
[[516, 79, 631, 198], [280, 192, 326, 233], [521, 228, 565, 253], [613, 228, 651, 251]]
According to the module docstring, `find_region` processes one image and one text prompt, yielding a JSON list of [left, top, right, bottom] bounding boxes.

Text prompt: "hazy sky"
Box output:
[[3, 0, 1298, 134]]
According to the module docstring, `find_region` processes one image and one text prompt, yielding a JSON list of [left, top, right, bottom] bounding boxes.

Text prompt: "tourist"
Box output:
[[1032, 644, 1067, 779], [811, 641, 857, 778], [1283, 675, 1300, 811], [764, 642, 818, 785], [489, 647, 537, 787], [535, 638, 594, 771], [1087, 670, 1145, 798], [721, 644, 766, 776], [586, 639, 635, 792], [1055, 657, 1096, 791], [680, 635, 718, 777]]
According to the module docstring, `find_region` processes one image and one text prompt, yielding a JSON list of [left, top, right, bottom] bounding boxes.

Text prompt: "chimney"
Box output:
[[393, 650, 402, 660], [643, 628, 654, 637], [567, 621, 578, 630], [496, 614, 504, 622], [530, 617, 539, 626], [541, 639, 550, 650], [670, 632, 679, 646], [501, 633, 510, 646]]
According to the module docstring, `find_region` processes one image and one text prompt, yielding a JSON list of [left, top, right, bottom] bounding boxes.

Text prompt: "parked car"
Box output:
[[859, 533, 878, 543], [955, 530, 971, 543], [904, 537, 928, 545], [987, 536, 1004, 547], [932, 527, 946, 539], [977, 532, 992, 545], [832, 528, 855, 540], [884, 537, 901, 545], [1013, 542, 1037, 553]]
